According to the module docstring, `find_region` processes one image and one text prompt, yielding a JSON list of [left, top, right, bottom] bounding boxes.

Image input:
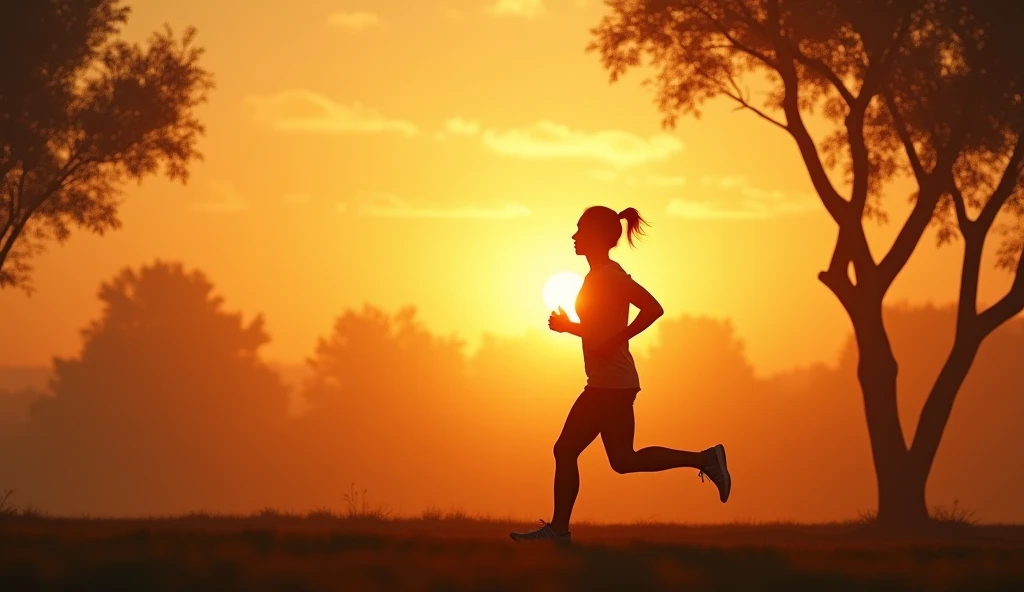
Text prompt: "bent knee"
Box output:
[[608, 452, 637, 474], [553, 439, 583, 462]]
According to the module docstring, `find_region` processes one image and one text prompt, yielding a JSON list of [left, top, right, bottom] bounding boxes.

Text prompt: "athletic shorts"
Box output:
[[571, 386, 640, 419]]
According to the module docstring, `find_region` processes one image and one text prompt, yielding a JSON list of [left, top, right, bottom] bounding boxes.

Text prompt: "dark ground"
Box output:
[[2, 515, 1023, 591]]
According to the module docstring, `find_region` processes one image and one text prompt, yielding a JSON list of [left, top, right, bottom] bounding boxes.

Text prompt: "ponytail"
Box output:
[[618, 207, 649, 248]]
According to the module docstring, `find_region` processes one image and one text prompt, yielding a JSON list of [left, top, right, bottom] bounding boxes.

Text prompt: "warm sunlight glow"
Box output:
[[542, 271, 584, 322], [15, 0, 1024, 534]]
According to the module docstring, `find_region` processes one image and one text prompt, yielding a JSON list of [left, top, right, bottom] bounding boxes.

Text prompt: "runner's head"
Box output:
[[573, 206, 649, 255]]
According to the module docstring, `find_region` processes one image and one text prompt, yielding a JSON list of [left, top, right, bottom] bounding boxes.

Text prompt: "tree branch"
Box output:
[[857, 6, 913, 106], [908, 334, 981, 476], [883, 91, 927, 181], [693, 5, 780, 71], [0, 154, 91, 281], [746, 4, 856, 106], [2, 166, 23, 229], [908, 165, 988, 473], [948, 180, 973, 235], [29, 151, 89, 210], [878, 118, 970, 290], [0, 166, 27, 264], [847, 110, 871, 216], [975, 133, 1024, 233], [955, 219, 984, 334], [877, 184, 941, 291], [0, 218, 28, 276], [818, 268, 856, 313], [845, 11, 913, 219], [818, 230, 859, 314], [718, 77, 788, 132], [14, 167, 26, 223], [977, 246, 1024, 337], [767, 0, 848, 224], [0, 217, 11, 251], [792, 52, 856, 106]]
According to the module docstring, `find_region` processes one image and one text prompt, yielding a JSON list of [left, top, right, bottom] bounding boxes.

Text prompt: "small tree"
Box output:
[[0, 0, 213, 292], [589, 0, 1024, 528]]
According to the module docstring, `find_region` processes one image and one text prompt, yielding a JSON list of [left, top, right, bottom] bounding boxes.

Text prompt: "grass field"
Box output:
[[2, 514, 1023, 591]]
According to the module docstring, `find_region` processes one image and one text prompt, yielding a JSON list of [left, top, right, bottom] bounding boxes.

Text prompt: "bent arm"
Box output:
[[606, 280, 664, 347], [620, 306, 663, 342]]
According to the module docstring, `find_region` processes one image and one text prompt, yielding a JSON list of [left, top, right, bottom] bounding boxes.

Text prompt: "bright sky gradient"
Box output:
[[1, 0, 1018, 374]]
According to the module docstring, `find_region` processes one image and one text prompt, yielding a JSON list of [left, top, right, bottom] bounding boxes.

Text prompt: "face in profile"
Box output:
[[572, 213, 611, 256]]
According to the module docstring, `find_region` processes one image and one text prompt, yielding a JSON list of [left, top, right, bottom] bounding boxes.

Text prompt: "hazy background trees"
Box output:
[[1, 261, 1022, 522], [0, 262, 291, 515]]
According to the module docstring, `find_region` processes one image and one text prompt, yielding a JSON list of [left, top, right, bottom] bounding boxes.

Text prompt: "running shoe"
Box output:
[[698, 443, 731, 503], [510, 520, 572, 545]]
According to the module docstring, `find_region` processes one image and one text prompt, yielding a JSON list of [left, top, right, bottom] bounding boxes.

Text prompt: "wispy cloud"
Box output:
[[485, 0, 590, 18], [699, 176, 786, 201], [666, 176, 814, 220], [667, 199, 776, 220], [191, 182, 249, 214], [435, 117, 682, 167], [589, 169, 686, 186], [487, 0, 546, 17], [435, 117, 482, 141], [358, 193, 531, 219], [244, 90, 418, 136], [445, 117, 482, 136], [481, 120, 683, 168], [327, 11, 382, 30]]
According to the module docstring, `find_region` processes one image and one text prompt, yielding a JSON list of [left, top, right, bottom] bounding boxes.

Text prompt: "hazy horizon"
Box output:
[[2, 259, 1023, 524]]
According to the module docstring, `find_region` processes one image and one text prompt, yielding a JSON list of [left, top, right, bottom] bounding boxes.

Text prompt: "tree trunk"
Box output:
[[853, 307, 932, 530], [875, 448, 930, 528]]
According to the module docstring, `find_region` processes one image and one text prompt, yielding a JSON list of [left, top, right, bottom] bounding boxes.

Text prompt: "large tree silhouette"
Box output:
[[0, 0, 213, 292], [590, 1, 1024, 528], [18, 261, 290, 515]]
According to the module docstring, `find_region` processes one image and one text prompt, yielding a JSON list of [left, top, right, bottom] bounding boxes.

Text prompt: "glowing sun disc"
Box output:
[[542, 271, 583, 322]]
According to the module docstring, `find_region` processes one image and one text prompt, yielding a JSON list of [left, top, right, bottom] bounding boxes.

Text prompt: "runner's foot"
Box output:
[[698, 443, 731, 503], [510, 520, 572, 545]]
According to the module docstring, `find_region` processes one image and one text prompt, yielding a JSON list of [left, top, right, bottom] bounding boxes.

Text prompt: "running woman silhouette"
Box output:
[[510, 206, 731, 545]]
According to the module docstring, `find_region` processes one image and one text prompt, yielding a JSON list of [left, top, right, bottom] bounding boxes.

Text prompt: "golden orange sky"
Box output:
[[1, 0, 1018, 374]]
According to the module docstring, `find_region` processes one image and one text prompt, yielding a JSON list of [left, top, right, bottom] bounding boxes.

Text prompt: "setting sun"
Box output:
[[542, 271, 584, 322]]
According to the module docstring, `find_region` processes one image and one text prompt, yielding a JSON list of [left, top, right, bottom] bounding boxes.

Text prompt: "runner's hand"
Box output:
[[548, 307, 572, 333]]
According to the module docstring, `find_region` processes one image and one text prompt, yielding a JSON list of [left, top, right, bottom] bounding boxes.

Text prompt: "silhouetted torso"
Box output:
[[575, 261, 640, 389]]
